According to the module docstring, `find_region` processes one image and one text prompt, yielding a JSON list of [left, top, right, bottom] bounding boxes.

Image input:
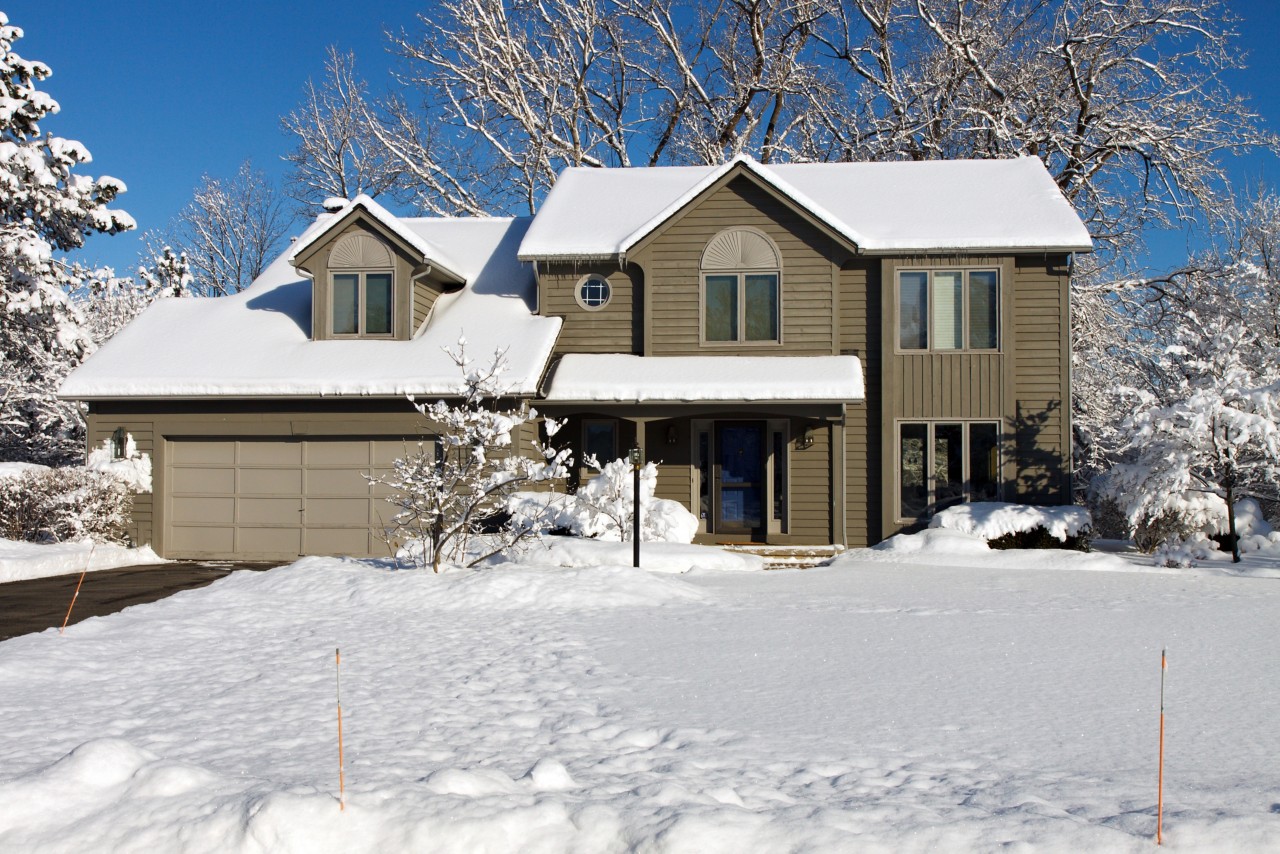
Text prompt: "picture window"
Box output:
[[897, 269, 999, 351], [898, 421, 1000, 520]]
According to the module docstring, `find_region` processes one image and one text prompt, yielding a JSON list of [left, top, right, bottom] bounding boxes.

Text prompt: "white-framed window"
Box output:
[[574, 274, 612, 311], [331, 271, 393, 336], [329, 232, 395, 338], [897, 421, 1001, 520], [700, 227, 782, 345], [897, 268, 999, 352]]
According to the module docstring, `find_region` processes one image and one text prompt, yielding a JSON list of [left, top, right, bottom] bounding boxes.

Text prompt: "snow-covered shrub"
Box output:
[[0, 467, 131, 544], [509, 459, 700, 544], [1154, 533, 1218, 568], [84, 434, 152, 492], [372, 340, 572, 572], [930, 502, 1091, 550]]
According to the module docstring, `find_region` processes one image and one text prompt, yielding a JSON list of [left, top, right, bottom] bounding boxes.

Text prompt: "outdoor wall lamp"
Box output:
[[796, 426, 816, 450], [665, 425, 678, 445], [111, 427, 127, 459]]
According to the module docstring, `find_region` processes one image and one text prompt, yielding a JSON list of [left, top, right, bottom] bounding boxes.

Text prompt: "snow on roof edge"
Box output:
[[287, 194, 466, 279]]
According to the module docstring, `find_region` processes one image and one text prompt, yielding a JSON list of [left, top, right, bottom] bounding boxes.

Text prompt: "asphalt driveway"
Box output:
[[0, 562, 278, 642]]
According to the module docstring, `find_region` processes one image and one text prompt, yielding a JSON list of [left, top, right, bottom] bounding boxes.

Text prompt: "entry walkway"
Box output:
[[0, 562, 277, 642]]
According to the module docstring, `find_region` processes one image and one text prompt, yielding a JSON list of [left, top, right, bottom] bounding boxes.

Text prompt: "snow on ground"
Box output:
[[1, 545, 1277, 852], [0, 538, 167, 583], [511, 536, 764, 573]]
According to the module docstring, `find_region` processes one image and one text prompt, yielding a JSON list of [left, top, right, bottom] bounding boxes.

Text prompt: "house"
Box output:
[[60, 155, 1091, 560]]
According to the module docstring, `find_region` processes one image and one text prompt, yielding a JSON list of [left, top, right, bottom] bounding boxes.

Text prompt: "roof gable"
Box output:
[[289, 194, 466, 283], [517, 156, 1093, 260]]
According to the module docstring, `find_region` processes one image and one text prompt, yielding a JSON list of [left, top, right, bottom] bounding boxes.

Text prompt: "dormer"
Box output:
[[289, 195, 466, 341]]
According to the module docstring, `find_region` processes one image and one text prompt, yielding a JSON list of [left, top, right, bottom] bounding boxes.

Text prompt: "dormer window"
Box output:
[[329, 233, 394, 338]]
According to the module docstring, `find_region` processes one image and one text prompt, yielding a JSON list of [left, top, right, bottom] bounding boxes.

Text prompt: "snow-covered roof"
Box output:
[[542, 354, 864, 403], [61, 218, 561, 399], [518, 155, 1092, 260], [288, 193, 466, 281]]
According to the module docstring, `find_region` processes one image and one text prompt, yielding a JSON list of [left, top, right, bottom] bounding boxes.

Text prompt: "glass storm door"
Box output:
[[715, 422, 766, 537]]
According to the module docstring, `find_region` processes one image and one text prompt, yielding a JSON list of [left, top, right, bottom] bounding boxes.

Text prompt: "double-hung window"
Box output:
[[332, 272, 393, 336], [703, 273, 779, 342], [898, 269, 999, 351], [701, 227, 782, 344], [898, 421, 1001, 520]]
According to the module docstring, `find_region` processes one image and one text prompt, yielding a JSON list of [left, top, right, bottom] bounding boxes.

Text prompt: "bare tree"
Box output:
[[281, 48, 406, 210], [173, 161, 292, 296]]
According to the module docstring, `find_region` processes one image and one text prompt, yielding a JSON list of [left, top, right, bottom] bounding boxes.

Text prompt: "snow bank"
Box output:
[[513, 537, 764, 574], [930, 501, 1091, 541], [2, 553, 1278, 851], [0, 538, 166, 583], [84, 435, 152, 492], [0, 462, 48, 480], [831, 528, 1132, 572]]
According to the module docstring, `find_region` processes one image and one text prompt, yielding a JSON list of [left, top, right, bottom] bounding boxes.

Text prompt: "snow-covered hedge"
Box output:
[[930, 502, 1091, 548], [509, 459, 700, 544], [0, 467, 132, 545]]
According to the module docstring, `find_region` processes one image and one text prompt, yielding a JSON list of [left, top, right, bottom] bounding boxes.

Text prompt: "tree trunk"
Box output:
[[1225, 481, 1241, 564]]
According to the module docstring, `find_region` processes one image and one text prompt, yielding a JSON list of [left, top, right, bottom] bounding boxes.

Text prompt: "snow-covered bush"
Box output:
[[0, 467, 131, 544], [929, 502, 1091, 550], [84, 434, 152, 492], [372, 340, 572, 572], [509, 458, 700, 544]]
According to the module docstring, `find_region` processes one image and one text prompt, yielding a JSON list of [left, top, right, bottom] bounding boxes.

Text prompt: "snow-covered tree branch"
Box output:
[[373, 339, 573, 572]]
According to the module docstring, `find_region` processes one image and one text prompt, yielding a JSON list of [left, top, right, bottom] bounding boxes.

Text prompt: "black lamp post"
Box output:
[[629, 442, 643, 568]]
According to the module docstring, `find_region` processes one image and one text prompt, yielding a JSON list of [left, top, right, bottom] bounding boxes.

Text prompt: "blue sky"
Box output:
[[10, 1, 1280, 277]]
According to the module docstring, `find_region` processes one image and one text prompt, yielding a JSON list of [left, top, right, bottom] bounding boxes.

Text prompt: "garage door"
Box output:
[[165, 437, 431, 559]]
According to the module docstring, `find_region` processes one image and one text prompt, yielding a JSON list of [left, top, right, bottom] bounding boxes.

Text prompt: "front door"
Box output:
[[714, 421, 766, 538]]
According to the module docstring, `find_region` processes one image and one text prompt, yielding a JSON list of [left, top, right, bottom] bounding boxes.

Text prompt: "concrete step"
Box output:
[[720, 544, 846, 570]]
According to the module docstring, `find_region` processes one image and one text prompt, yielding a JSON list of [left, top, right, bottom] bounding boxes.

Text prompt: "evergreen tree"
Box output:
[[0, 11, 134, 464]]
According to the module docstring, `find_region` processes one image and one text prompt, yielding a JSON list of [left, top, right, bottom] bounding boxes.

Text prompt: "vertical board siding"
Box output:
[[640, 176, 838, 356], [1013, 255, 1071, 502], [840, 260, 879, 547]]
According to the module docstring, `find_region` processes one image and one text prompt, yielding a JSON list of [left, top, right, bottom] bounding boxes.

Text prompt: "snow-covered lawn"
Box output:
[[1, 542, 1277, 852], [0, 538, 166, 584]]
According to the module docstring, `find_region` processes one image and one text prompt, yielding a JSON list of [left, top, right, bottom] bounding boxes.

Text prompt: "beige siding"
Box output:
[[86, 416, 155, 548], [293, 216, 421, 341], [539, 263, 642, 355], [840, 260, 880, 547], [1013, 255, 1072, 502], [788, 420, 831, 542], [632, 176, 840, 356]]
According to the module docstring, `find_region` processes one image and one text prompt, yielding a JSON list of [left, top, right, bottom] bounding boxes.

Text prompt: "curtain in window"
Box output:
[[932, 272, 963, 349]]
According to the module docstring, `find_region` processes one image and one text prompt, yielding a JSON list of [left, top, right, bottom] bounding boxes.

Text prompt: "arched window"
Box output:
[[700, 227, 781, 343], [330, 233, 394, 337]]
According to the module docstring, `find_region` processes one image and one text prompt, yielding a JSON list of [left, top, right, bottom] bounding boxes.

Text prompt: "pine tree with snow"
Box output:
[[0, 12, 134, 465], [1108, 313, 1280, 562]]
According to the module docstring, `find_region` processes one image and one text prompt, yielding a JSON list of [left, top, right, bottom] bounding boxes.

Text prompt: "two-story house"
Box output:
[[60, 155, 1091, 560]]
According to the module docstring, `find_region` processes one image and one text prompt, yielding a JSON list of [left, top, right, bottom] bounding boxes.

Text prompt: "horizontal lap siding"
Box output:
[[540, 263, 641, 355], [642, 177, 837, 356], [86, 416, 155, 547], [788, 421, 831, 542], [1013, 255, 1071, 502]]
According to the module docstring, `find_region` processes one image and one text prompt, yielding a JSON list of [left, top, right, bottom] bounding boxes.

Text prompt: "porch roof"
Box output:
[[541, 354, 864, 404]]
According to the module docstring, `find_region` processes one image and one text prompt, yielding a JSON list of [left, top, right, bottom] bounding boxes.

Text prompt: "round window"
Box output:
[[575, 274, 612, 310]]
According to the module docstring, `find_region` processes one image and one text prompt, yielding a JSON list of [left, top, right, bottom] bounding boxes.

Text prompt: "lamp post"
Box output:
[[629, 443, 643, 568]]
